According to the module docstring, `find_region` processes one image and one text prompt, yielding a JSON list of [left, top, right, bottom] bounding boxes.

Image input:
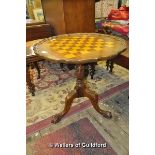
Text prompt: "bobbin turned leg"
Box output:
[[109, 60, 114, 73], [89, 63, 96, 79], [106, 60, 114, 73], [34, 62, 40, 79], [26, 65, 35, 96], [51, 64, 112, 123], [60, 63, 66, 71]]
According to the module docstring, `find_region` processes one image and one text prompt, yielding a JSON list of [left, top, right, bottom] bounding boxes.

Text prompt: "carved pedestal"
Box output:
[[51, 64, 112, 123]]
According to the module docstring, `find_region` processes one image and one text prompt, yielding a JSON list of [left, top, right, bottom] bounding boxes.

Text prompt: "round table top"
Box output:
[[33, 33, 127, 64]]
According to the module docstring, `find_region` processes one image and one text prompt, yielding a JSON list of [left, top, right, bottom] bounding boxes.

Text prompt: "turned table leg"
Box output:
[[34, 62, 40, 79], [67, 64, 75, 70], [26, 65, 35, 96], [106, 60, 114, 73], [109, 60, 114, 73], [89, 63, 96, 79], [60, 63, 66, 71], [51, 64, 112, 124]]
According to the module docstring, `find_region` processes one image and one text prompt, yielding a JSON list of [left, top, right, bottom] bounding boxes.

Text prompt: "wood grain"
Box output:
[[41, 0, 95, 34]]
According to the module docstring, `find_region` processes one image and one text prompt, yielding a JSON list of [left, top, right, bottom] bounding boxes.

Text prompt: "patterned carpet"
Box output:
[[28, 118, 117, 155], [26, 61, 128, 127]]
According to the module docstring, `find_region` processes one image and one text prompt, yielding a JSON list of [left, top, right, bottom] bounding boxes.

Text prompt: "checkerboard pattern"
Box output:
[[46, 34, 116, 58], [34, 33, 126, 61]]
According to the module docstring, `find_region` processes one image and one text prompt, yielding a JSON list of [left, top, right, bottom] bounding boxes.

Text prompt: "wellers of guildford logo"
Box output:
[[49, 142, 107, 148]]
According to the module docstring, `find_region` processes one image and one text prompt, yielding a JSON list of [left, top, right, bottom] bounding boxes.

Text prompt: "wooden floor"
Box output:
[[27, 88, 129, 155]]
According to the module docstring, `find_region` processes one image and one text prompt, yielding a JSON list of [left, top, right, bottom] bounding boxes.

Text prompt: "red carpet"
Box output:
[[29, 118, 117, 155]]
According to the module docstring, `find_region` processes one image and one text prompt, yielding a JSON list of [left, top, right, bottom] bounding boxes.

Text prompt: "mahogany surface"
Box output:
[[41, 0, 95, 35]]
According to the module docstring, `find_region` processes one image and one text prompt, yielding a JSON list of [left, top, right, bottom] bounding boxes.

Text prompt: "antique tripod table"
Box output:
[[33, 33, 127, 123]]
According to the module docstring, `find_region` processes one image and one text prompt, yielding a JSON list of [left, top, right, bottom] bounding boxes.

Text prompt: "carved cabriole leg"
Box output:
[[83, 87, 112, 118], [26, 65, 35, 96], [51, 90, 78, 124], [34, 62, 40, 79], [51, 65, 84, 124], [51, 64, 112, 124]]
